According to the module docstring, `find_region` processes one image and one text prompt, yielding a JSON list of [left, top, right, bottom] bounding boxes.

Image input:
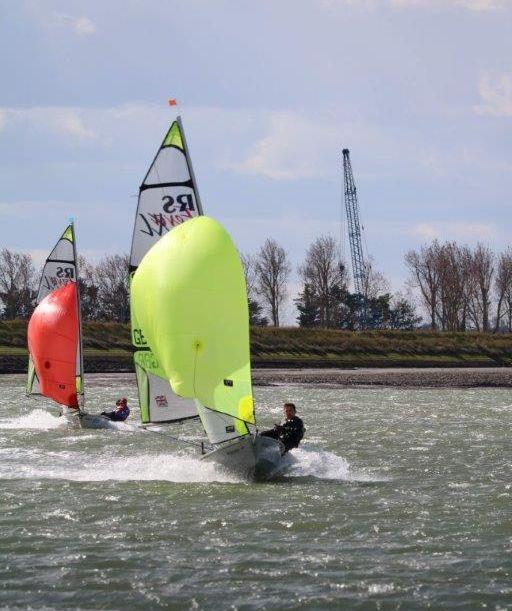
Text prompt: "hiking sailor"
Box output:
[[261, 402, 304, 453], [101, 397, 130, 422]]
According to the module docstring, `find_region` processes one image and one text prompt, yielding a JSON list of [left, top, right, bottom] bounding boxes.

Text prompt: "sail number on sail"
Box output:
[[138, 191, 197, 237], [42, 266, 76, 292]]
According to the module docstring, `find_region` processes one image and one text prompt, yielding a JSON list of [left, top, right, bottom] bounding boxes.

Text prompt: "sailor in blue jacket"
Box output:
[[101, 397, 130, 422]]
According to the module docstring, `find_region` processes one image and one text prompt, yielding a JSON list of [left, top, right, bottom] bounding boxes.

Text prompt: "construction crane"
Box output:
[[342, 148, 368, 326]]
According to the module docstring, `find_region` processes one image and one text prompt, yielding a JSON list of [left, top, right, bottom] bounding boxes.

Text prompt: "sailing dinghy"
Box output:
[[129, 117, 284, 480], [26, 223, 113, 429], [132, 216, 285, 481]]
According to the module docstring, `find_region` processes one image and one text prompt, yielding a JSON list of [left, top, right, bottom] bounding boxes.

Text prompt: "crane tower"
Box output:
[[342, 148, 370, 329], [342, 149, 367, 297]]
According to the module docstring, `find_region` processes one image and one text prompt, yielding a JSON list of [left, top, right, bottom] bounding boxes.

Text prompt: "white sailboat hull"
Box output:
[[201, 434, 286, 481]]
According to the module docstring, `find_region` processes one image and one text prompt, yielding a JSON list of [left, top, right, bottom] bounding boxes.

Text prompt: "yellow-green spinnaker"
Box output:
[[131, 216, 255, 426]]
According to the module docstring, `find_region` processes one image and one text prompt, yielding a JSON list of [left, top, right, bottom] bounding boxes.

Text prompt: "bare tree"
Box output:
[[437, 242, 470, 331], [299, 236, 347, 327], [240, 252, 268, 326], [363, 261, 390, 301], [405, 241, 442, 329], [0, 249, 37, 319], [77, 255, 99, 321], [467, 244, 494, 331], [505, 276, 512, 332], [94, 254, 130, 322], [255, 239, 291, 326], [240, 253, 257, 301], [495, 248, 512, 331]]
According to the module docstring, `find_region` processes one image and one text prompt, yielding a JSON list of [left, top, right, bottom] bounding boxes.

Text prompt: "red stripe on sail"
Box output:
[[27, 282, 79, 408]]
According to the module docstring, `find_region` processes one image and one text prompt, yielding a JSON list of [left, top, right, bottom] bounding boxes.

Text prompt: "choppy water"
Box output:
[[0, 373, 511, 609]]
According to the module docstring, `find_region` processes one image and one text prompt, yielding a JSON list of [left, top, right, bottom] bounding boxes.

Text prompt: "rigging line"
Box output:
[[201, 403, 253, 431], [141, 425, 208, 450], [193, 341, 199, 397]]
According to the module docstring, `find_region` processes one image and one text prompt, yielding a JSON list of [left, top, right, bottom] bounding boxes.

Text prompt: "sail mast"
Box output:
[[177, 115, 203, 215], [70, 220, 85, 409]]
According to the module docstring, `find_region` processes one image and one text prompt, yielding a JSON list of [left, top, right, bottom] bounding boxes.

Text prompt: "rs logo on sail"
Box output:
[[162, 194, 195, 213], [56, 267, 75, 279]]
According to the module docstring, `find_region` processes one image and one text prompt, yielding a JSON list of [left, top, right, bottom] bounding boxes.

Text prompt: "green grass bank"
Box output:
[[1, 320, 512, 373]]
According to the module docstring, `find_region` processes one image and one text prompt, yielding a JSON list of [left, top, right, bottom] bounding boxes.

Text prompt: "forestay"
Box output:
[[26, 223, 84, 406], [131, 216, 256, 445], [130, 117, 203, 424]]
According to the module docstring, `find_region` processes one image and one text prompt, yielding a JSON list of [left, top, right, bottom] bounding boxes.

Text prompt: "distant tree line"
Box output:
[[0, 249, 129, 323], [242, 235, 420, 330], [3, 238, 512, 332], [405, 241, 512, 332]]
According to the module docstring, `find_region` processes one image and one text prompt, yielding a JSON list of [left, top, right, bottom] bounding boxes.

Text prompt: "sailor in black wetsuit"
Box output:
[[261, 402, 305, 453], [101, 397, 130, 422]]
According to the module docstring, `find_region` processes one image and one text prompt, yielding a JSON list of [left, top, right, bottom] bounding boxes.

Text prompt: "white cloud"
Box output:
[[73, 16, 96, 36], [392, 0, 501, 8], [230, 111, 340, 180], [322, 0, 503, 9], [52, 13, 97, 37], [0, 103, 349, 179], [0, 106, 98, 141], [475, 74, 512, 117], [320, 0, 504, 11], [0, 202, 32, 218], [411, 221, 497, 242]]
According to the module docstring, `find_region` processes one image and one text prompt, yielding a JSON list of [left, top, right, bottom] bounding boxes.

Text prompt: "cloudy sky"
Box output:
[[1, 0, 511, 320]]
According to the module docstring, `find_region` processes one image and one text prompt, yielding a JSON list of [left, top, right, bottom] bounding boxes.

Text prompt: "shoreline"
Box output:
[[2, 366, 511, 389], [252, 367, 512, 388]]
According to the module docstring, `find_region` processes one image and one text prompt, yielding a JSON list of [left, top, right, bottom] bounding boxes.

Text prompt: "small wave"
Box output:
[[0, 408, 64, 430], [284, 446, 385, 483], [284, 447, 351, 480]]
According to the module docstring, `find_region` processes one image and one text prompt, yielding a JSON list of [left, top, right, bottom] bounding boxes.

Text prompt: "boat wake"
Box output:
[[69, 453, 241, 483], [0, 408, 64, 430], [283, 446, 385, 483], [0, 450, 241, 484]]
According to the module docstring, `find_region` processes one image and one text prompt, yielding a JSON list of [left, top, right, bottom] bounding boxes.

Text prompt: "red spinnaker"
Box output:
[[27, 282, 79, 408]]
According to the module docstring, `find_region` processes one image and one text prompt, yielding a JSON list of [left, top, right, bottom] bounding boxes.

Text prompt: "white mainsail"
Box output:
[[130, 117, 202, 424]]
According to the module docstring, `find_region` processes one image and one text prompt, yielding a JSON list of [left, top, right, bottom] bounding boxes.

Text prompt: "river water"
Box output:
[[0, 373, 510, 609]]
